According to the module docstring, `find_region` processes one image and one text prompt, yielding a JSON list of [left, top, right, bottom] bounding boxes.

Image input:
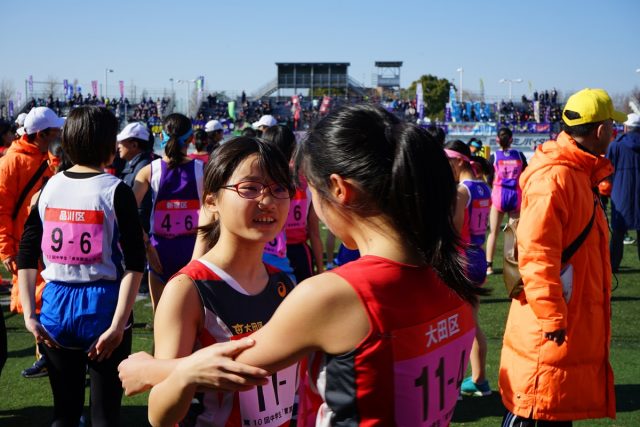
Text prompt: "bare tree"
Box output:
[[0, 79, 15, 108], [612, 87, 640, 114]]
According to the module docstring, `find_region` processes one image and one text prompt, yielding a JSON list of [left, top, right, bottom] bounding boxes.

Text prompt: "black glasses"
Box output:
[[222, 181, 292, 199]]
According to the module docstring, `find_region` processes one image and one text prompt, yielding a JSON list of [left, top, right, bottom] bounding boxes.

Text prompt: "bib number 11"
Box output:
[[414, 351, 466, 421]]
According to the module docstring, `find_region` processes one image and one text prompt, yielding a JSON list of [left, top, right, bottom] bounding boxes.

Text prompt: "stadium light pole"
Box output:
[[499, 78, 523, 101], [105, 68, 114, 99], [177, 79, 195, 118], [456, 67, 463, 102]]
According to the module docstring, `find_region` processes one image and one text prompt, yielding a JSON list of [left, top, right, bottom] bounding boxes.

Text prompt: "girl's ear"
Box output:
[[328, 173, 356, 205], [204, 193, 218, 214]]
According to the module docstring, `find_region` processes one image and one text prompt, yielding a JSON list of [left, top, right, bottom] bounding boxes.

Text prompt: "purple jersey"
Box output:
[[491, 149, 526, 212], [461, 179, 491, 247], [149, 158, 204, 281], [460, 179, 491, 287], [492, 149, 526, 189]]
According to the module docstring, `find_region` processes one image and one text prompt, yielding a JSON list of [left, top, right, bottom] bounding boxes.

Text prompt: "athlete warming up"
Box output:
[[445, 140, 493, 397], [18, 106, 145, 426], [133, 113, 204, 312], [120, 104, 483, 427], [485, 127, 527, 274]]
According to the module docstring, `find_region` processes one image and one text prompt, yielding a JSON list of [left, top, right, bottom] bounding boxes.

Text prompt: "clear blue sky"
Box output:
[[2, 0, 638, 103]]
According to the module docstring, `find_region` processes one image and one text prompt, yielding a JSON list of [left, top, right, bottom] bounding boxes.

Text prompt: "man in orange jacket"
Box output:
[[499, 89, 625, 426], [0, 106, 63, 377]]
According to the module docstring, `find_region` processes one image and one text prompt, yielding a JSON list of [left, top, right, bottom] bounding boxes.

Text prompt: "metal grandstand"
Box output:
[[252, 62, 367, 99]]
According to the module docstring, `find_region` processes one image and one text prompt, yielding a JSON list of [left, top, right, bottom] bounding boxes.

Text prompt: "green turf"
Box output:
[[1, 230, 639, 426]]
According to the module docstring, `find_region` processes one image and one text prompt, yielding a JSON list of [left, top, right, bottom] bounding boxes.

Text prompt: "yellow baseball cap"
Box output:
[[562, 88, 627, 126]]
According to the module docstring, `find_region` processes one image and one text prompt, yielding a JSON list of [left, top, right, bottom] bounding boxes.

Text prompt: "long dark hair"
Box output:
[[261, 125, 297, 161], [198, 137, 294, 250], [163, 113, 192, 168], [296, 103, 481, 304]]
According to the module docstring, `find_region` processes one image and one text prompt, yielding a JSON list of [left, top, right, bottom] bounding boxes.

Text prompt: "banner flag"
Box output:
[[228, 101, 236, 120], [91, 80, 98, 97], [119, 80, 124, 98], [416, 82, 424, 120]]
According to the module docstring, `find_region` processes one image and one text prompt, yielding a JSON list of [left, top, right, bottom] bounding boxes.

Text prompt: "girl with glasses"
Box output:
[[120, 137, 297, 426]]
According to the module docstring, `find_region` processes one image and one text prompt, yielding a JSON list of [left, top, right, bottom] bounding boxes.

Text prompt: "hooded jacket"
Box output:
[[0, 135, 53, 312], [499, 131, 615, 421], [607, 129, 640, 229]]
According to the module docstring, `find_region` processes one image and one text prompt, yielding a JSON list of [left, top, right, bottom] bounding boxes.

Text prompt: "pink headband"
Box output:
[[444, 149, 471, 163], [445, 148, 483, 177]]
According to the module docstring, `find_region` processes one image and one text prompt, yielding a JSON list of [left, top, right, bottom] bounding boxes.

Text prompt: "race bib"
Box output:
[[469, 198, 490, 236], [264, 231, 287, 258], [153, 199, 199, 238], [392, 307, 475, 427], [285, 192, 309, 232], [42, 208, 104, 265], [498, 159, 522, 182], [238, 364, 298, 426]]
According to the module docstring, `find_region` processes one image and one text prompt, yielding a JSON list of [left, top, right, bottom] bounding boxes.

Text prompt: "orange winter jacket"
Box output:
[[499, 132, 615, 421], [0, 135, 53, 312]]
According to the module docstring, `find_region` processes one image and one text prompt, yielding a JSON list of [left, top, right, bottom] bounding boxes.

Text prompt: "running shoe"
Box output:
[[623, 236, 636, 245], [21, 357, 48, 378], [460, 376, 492, 396], [486, 263, 494, 275]]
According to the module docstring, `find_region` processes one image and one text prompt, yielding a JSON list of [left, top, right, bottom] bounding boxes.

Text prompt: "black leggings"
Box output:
[[502, 410, 573, 427], [41, 327, 132, 427], [0, 303, 7, 377], [286, 243, 314, 284]]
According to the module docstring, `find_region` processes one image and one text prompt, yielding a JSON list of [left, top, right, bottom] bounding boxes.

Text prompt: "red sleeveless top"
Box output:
[[301, 255, 474, 427]]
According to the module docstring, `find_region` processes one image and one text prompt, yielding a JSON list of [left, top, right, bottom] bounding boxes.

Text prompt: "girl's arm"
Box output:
[[453, 185, 469, 234], [149, 273, 369, 427], [17, 197, 59, 347], [118, 273, 200, 395], [133, 164, 152, 206], [307, 206, 325, 274], [89, 182, 145, 361], [89, 270, 142, 361]]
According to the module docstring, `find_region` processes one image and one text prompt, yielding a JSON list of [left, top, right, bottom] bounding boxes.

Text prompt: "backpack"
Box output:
[[503, 197, 597, 299]]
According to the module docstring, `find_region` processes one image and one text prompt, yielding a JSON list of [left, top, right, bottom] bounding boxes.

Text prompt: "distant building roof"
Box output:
[[375, 61, 403, 67], [276, 62, 350, 67]]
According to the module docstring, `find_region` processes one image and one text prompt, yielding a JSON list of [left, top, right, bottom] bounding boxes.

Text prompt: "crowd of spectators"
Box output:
[[130, 97, 170, 122], [2, 86, 568, 137], [496, 88, 562, 125], [11, 95, 172, 132]]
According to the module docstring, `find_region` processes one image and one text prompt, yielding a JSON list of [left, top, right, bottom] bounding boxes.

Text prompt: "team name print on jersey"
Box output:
[[392, 307, 475, 426]]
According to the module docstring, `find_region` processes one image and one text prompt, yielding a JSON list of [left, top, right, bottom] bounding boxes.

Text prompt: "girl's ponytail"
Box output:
[[299, 104, 483, 305], [162, 113, 192, 168], [389, 125, 480, 304]]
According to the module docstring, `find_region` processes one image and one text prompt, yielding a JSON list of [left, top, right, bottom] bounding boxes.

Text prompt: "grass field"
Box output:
[[1, 230, 639, 426]]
